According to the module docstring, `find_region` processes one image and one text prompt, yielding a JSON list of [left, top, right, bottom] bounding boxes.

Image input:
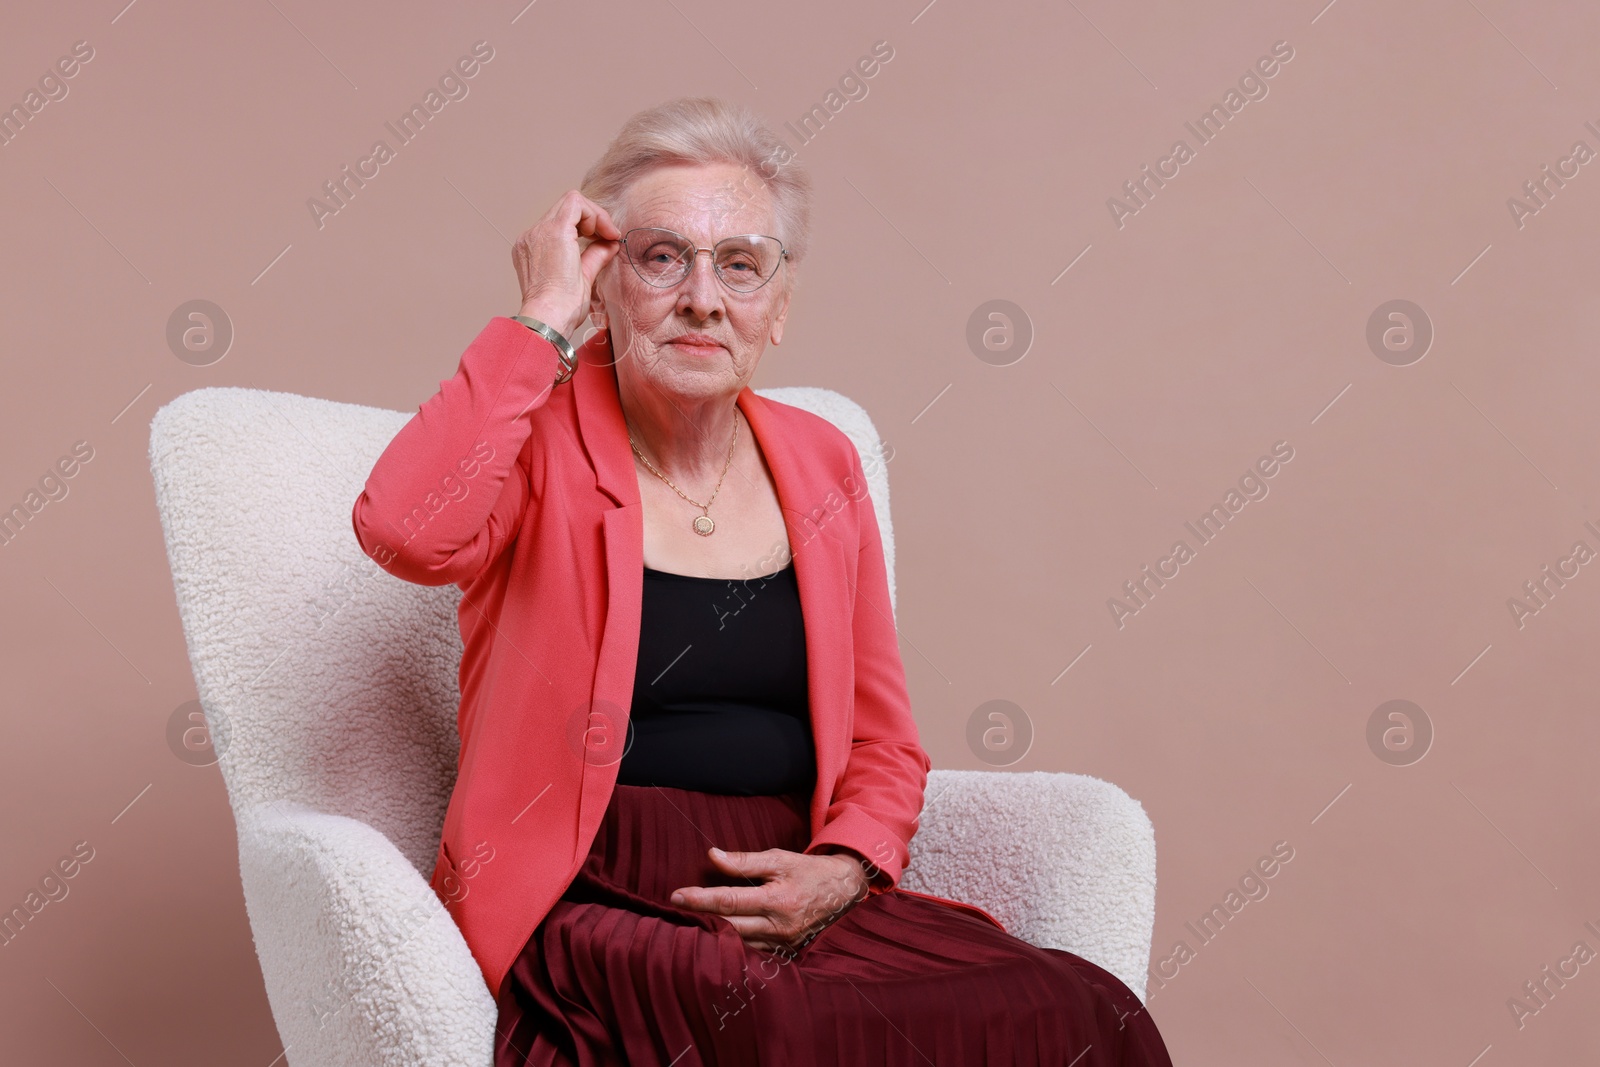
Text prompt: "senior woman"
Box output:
[[352, 97, 1172, 1066]]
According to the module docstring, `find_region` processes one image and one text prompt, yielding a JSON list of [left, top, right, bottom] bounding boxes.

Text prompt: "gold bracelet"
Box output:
[[509, 314, 578, 384]]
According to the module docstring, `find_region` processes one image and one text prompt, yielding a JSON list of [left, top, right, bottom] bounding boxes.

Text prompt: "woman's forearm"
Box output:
[[351, 316, 562, 586]]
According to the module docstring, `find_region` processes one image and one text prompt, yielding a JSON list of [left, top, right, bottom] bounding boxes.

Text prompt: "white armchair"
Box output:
[[148, 384, 1158, 1067]]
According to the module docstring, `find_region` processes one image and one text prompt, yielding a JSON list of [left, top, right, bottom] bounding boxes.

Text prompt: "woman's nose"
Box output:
[[677, 251, 725, 316]]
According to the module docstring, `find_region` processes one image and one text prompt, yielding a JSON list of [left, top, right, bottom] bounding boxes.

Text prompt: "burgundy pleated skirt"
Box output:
[[495, 784, 1174, 1066]]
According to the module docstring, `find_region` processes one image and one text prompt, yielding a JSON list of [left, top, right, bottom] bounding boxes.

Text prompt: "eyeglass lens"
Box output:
[[624, 228, 783, 292]]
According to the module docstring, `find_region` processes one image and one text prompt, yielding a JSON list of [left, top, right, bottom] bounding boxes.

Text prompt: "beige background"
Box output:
[[3, 0, 1598, 1062]]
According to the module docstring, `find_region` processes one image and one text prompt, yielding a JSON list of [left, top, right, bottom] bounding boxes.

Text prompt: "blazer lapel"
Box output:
[[737, 384, 853, 827], [572, 332, 640, 509], [570, 335, 643, 849]]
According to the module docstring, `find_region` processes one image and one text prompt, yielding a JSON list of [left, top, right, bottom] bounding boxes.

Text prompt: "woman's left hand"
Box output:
[[671, 847, 871, 954]]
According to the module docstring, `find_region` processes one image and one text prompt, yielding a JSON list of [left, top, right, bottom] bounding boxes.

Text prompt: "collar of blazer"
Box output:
[[568, 328, 850, 556]]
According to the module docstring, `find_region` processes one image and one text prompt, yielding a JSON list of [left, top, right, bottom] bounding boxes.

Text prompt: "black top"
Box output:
[[616, 561, 816, 795]]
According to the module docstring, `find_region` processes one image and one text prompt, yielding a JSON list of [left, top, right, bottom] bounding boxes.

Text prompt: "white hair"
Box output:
[[580, 96, 813, 285]]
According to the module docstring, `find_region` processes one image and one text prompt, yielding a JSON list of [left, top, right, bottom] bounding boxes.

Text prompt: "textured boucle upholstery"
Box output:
[[148, 384, 1157, 1067]]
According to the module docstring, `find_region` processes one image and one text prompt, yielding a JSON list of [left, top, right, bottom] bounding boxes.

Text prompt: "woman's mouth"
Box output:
[[667, 334, 725, 356]]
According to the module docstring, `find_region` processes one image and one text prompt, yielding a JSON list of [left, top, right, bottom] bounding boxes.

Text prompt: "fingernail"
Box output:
[[710, 847, 725, 857], [670, 892, 685, 905]]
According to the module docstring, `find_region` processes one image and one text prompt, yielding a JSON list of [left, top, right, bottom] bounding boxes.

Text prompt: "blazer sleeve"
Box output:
[[351, 317, 563, 588], [803, 439, 931, 891]]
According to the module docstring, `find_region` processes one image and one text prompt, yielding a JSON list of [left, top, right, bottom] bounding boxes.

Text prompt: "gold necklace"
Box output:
[[628, 408, 740, 536]]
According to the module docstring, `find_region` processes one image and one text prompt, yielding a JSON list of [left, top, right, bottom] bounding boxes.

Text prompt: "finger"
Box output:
[[717, 914, 787, 942], [578, 238, 619, 287], [538, 190, 576, 224], [534, 190, 593, 244], [708, 847, 786, 881], [595, 209, 622, 241], [571, 196, 621, 241], [583, 199, 622, 240], [670, 884, 768, 916]]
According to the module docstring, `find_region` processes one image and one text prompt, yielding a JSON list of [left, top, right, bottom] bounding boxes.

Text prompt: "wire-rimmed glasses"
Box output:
[[618, 227, 789, 294]]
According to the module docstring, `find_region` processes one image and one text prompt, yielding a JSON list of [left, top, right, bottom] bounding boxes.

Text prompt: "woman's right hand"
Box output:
[[512, 190, 623, 341]]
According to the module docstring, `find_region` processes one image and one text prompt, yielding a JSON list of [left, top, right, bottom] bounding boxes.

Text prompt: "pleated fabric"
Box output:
[[495, 785, 1174, 1066]]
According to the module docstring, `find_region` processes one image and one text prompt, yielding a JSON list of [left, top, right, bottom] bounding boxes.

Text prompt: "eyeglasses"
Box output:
[[618, 227, 789, 294]]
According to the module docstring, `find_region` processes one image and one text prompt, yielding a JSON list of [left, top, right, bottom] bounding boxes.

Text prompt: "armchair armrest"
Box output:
[[898, 769, 1157, 1003], [236, 801, 497, 1067]]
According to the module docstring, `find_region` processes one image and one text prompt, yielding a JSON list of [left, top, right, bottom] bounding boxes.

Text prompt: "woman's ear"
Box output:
[[769, 285, 792, 346]]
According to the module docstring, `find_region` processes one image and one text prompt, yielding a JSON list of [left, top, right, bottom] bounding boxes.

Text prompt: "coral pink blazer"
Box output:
[[353, 316, 992, 1000]]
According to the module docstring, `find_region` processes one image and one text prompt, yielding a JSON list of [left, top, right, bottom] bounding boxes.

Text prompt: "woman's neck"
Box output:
[[618, 377, 744, 484]]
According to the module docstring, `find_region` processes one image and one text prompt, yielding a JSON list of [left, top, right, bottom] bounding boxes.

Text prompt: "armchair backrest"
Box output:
[[148, 384, 895, 878]]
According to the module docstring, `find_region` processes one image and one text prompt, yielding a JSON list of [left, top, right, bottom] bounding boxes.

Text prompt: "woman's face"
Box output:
[[591, 161, 793, 406]]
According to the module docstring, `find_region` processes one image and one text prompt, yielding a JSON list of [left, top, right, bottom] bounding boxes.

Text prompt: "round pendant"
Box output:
[[692, 514, 715, 536]]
